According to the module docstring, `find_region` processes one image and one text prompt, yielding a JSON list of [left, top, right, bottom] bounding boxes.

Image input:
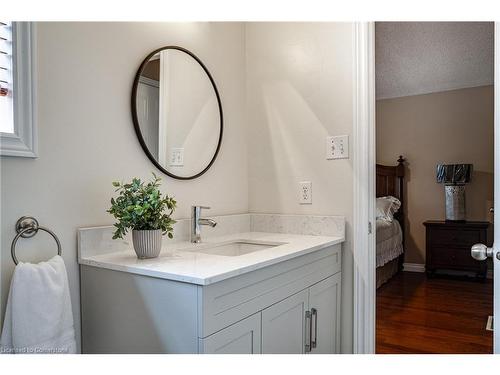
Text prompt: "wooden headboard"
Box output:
[[376, 155, 406, 232]]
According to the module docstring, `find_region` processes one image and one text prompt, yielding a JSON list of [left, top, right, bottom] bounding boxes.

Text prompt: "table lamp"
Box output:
[[436, 164, 473, 221]]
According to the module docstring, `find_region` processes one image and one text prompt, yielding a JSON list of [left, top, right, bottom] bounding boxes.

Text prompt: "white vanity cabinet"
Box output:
[[262, 289, 309, 354], [198, 273, 340, 354], [199, 312, 262, 354], [261, 273, 341, 354], [80, 244, 342, 354]]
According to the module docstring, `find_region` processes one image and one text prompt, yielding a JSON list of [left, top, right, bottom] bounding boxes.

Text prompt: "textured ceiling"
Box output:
[[375, 22, 494, 100]]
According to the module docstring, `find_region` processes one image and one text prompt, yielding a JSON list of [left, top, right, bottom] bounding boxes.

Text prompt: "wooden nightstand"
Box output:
[[423, 220, 492, 279]]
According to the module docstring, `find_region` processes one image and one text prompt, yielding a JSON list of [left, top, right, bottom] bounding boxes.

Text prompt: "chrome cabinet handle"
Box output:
[[311, 308, 318, 349], [305, 310, 312, 353]]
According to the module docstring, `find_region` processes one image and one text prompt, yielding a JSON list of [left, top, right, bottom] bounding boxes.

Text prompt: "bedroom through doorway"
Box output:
[[374, 22, 494, 354]]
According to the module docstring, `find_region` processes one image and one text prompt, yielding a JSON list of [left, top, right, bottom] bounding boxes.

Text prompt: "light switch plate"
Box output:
[[326, 135, 349, 160], [299, 181, 312, 204], [169, 148, 184, 166]]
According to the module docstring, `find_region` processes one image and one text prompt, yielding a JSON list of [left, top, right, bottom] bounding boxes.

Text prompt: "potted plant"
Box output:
[[108, 173, 176, 259]]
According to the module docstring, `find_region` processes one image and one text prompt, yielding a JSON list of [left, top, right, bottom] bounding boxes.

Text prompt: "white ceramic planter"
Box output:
[[132, 229, 162, 259]]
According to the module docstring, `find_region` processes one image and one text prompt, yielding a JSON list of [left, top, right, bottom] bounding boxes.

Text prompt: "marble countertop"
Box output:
[[78, 231, 344, 285]]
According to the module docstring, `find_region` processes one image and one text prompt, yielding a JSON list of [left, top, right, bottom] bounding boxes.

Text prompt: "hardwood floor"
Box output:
[[376, 271, 493, 354]]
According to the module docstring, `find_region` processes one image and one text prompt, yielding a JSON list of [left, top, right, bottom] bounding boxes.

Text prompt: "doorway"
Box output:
[[374, 22, 494, 354]]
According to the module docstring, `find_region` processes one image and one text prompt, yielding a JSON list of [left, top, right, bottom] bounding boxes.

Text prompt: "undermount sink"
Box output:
[[193, 240, 286, 257]]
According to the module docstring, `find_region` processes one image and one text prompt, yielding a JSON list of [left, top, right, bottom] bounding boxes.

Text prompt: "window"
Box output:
[[0, 22, 13, 133], [0, 22, 37, 157]]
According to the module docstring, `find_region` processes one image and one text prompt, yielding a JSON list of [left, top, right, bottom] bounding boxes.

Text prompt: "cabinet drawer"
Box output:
[[428, 228, 481, 247], [428, 247, 479, 269]]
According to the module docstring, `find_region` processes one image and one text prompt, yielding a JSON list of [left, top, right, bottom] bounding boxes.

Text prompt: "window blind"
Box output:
[[0, 21, 12, 97]]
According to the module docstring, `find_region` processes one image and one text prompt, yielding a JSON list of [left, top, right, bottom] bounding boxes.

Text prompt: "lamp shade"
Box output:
[[436, 164, 472, 184]]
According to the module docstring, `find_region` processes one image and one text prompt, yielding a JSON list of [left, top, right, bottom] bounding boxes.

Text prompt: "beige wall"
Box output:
[[245, 23, 354, 353], [376, 85, 494, 264], [1, 22, 248, 350]]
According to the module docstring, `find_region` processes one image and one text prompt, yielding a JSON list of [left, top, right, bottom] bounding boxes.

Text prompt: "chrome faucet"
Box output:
[[191, 206, 217, 243]]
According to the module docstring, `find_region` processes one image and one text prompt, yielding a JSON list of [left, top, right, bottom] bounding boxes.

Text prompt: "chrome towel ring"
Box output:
[[11, 216, 62, 265]]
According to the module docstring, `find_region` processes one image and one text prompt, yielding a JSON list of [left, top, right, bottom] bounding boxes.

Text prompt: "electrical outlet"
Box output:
[[299, 181, 312, 204], [326, 135, 349, 160], [169, 148, 184, 166]]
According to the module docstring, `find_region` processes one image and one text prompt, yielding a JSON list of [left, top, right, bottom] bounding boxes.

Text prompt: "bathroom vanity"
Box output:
[[86, 45, 348, 354], [78, 214, 344, 354]]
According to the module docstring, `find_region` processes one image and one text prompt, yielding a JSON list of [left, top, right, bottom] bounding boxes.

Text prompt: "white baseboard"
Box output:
[[403, 263, 426, 273]]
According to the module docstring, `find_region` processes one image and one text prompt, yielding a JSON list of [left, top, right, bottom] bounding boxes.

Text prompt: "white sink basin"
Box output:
[[194, 240, 286, 257]]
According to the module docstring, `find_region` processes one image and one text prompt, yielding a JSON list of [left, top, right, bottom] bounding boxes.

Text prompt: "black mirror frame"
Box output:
[[131, 46, 224, 180]]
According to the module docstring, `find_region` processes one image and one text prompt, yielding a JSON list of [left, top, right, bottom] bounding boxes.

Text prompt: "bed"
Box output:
[[376, 156, 405, 288]]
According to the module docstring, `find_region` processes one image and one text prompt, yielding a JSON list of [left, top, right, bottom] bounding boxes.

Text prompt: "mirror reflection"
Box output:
[[133, 47, 222, 179]]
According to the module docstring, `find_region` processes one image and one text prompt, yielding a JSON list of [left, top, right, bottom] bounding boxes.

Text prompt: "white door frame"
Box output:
[[353, 21, 499, 354], [352, 21, 376, 354], [493, 22, 499, 354]]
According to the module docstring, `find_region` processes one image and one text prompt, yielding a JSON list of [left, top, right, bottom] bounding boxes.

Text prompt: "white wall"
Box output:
[[0, 22, 248, 350], [1, 22, 356, 353], [245, 23, 354, 353]]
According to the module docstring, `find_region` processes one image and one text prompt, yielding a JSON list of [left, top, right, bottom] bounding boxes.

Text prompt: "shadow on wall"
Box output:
[[260, 80, 337, 210]]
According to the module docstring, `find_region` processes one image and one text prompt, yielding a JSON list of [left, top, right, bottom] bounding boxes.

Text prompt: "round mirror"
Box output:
[[132, 46, 223, 180]]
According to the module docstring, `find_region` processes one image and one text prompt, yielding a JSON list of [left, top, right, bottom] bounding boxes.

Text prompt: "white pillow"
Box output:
[[376, 196, 401, 222]]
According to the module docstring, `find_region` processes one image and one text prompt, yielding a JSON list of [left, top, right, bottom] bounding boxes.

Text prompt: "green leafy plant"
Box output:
[[108, 173, 177, 240]]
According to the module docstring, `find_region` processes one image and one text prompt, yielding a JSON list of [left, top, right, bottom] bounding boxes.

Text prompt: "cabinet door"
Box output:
[[262, 289, 309, 354], [308, 274, 341, 354], [199, 312, 261, 354]]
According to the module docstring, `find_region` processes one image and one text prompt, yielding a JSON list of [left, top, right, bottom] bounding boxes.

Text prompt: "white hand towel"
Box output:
[[0, 255, 76, 354]]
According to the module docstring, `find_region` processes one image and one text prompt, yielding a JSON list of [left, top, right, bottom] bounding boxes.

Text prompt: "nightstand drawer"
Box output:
[[429, 246, 479, 268], [428, 228, 481, 247], [424, 220, 490, 278]]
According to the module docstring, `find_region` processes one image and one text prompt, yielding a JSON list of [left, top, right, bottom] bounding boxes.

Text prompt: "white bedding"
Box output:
[[376, 219, 403, 268]]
